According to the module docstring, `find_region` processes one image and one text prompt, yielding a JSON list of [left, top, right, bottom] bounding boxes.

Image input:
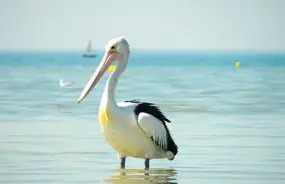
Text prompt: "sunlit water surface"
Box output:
[[1, 51, 285, 184]]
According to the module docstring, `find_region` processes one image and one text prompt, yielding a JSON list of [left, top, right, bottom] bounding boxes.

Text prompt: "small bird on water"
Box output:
[[77, 37, 178, 169], [59, 79, 75, 87]]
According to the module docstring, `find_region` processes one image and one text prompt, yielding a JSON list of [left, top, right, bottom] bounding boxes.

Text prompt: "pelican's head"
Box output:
[[77, 36, 130, 104], [105, 36, 130, 56]]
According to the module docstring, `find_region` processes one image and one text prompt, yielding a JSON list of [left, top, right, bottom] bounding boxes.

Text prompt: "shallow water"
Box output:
[[0, 51, 285, 183]]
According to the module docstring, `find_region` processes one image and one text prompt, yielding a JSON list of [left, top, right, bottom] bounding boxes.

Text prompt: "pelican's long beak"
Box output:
[[77, 51, 120, 104]]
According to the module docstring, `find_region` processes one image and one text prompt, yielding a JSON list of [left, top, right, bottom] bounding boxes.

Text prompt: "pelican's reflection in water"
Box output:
[[103, 168, 178, 184]]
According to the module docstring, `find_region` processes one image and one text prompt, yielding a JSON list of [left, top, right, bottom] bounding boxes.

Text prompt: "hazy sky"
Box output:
[[0, 0, 284, 51]]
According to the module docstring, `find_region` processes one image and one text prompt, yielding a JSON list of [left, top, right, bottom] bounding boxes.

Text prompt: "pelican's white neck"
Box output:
[[102, 50, 129, 108]]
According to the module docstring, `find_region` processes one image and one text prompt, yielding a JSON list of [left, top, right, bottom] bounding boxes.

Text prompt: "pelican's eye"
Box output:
[[110, 45, 116, 51]]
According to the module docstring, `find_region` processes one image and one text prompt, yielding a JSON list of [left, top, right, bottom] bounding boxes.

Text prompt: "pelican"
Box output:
[[77, 37, 178, 169]]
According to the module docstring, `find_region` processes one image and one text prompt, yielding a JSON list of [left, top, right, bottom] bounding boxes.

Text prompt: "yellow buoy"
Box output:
[[235, 61, 240, 67], [109, 65, 116, 72]]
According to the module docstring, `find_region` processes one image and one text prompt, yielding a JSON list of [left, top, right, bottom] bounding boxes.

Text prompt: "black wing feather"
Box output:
[[125, 100, 178, 157]]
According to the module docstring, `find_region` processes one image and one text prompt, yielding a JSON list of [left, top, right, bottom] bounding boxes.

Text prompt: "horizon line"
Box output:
[[0, 48, 285, 53]]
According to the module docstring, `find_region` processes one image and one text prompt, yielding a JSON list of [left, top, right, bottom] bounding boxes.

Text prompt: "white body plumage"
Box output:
[[100, 101, 174, 160]]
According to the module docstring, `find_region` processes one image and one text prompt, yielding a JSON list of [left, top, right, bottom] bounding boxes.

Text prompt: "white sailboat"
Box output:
[[83, 40, 97, 58]]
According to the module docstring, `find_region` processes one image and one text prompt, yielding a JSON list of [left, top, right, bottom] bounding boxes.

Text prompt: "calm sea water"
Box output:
[[0, 51, 285, 184]]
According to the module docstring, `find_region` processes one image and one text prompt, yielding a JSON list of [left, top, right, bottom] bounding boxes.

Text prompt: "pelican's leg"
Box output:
[[120, 157, 126, 169], [144, 158, 150, 169]]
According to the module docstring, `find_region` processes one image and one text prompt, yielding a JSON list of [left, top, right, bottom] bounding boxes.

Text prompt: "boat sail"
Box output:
[[83, 40, 97, 58]]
